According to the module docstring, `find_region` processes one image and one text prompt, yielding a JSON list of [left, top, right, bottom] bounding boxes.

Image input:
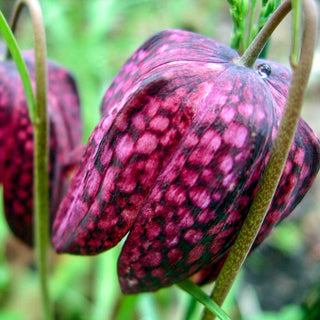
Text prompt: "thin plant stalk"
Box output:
[[9, 0, 52, 319], [202, 0, 318, 318]]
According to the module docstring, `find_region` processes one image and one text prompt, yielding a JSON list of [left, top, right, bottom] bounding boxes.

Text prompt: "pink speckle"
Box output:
[[197, 209, 217, 224], [200, 128, 222, 152], [134, 264, 147, 279], [223, 123, 248, 148], [220, 107, 235, 123], [132, 113, 146, 131], [17, 130, 27, 141], [294, 148, 305, 166], [201, 168, 214, 183], [164, 223, 180, 247], [13, 201, 25, 215], [161, 86, 187, 113], [100, 167, 117, 202], [117, 174, 137, 193], [229, 94, 240, 104], [116, 133, 135, 164], [19, 172, 32, 187], [158, 43, 169, 53], [144, 97, 160, 118], [222, 173, 237, 191], [186, 244, 205, 264], [164, 221, 176, 236], [181, 168, 199, 187], [189, 187, 211, 209], [283, 160, 293, 175], [207, 91, 228, 107], [289, 174, 298, 188], [184, 229, 203, 244], [137, 49, 148, 60], [114, 114, 128, 132], [17, 189, 28, 200], [212, 192, 222, 201], [85, 167, 101, 198], [254, 108, 266, 124], [238, 102, 253, 118], [167, 248, 183, 265], [142, 251, 162, 267], [219, 154, 233, 174], [300, 164, 310, 179], [184, 132, 199, 148], [148, 184, 163, 202], [165, 184, 186, 206], [151, 268, 166, 278], [160, 128, 177, 146], [188, 146, 213, 166], [178, 207, 194, 228], [149, 115, 170, 132], [135, 132, 158, 154], [242, 86, 253, 100], [122, 207, 139, 228], [24, 140, 33, 153], [146, 221, 162, 239]]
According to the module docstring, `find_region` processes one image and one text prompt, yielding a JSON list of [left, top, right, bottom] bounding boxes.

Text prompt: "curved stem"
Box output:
[[0, 11, 36, 120], [177, 280, 231, 320], [202, 0, 318, 319], [239, 0, 291, 67], [9, 1, 52, 319]]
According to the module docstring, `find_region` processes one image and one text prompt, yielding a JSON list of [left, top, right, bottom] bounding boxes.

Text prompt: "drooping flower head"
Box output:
[[52, 30, 320, 293], [0, 51, 83, 245]]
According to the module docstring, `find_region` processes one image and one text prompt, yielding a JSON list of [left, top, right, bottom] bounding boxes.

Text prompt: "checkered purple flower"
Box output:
[[0, 51, 82, 245], [52, 30, 320, 293]]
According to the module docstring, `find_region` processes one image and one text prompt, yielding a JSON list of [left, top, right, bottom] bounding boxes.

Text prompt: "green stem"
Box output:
[[9, 1, 52, 319], [202, 0, 318, 319]]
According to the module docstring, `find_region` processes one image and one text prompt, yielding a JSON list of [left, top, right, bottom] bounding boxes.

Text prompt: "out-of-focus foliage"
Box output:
[[0, 1, 319, 319]]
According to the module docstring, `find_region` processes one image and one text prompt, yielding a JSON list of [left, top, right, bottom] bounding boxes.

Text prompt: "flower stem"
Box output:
[[202, 0, 318, 319], [9, 1, 52, 319]]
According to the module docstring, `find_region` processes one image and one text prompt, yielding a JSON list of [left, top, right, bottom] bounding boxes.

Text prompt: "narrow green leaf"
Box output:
[[177, 280, 231, 320], [291, 0, 301, 66], [0, 10, 35, 121]]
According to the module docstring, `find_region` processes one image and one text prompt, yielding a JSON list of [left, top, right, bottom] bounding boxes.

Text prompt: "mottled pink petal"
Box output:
[[52, 61, 231, 253], [118, 66, 275, 293], [51, 29, 319, 294]]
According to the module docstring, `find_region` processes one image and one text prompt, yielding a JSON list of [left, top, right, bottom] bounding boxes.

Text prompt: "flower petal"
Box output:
[[101, 29, 236, 118], [52, 42, 238, 254], [118, 67, 276, 293], [2, 53, 82, 245]]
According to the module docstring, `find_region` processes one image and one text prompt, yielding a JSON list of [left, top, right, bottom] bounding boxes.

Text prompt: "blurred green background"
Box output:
[[0, 0, 319, 319]]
